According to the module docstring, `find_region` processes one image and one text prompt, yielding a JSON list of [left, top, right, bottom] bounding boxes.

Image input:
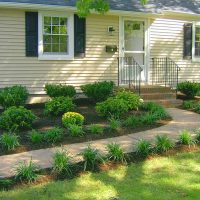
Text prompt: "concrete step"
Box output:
[[145, 99, 183, 108], [141, 92, 176, 100]]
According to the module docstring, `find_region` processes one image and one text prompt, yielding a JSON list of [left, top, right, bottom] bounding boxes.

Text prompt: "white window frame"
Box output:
[[192, 22, 200, 62], [38, 11, 74, 60]]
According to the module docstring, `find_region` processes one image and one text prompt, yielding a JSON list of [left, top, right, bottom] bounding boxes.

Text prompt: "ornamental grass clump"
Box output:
[[0, 133, 20, 151], [179, 130, 195, 146], [43, 127, 64, 144], [136, 139, 152, 158], [155, 135, 174, 153], [28, 130, 43, 144], [88, 124, 104, 135], [68, 124, 84, 137]]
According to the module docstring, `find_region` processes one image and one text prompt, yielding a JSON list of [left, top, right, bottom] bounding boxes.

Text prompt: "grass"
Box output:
[[1, 150, 200, 200]]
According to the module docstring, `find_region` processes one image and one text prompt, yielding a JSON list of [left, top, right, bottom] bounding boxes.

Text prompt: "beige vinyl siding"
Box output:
[[0, 9, 119, 94], [149, 17, 200, 82]]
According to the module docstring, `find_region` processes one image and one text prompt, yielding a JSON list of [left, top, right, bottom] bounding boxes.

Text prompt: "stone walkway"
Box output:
[[1, 108, 200, 178]]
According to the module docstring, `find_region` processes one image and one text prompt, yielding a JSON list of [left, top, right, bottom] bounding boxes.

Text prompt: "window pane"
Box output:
[[52, 44, 59, 52], [60, 18, 67, 26], [44, 44, 51, 52], [44, 26, 51, 34], [43, 35, 51, 43], [60, 26, 67, 34], [52, 26, 59, 34], [44, 16, 51, 25], [60, 35, 67, 43], [52, 35, 59, 43], [60, 43, 67, 52], [52, 17, 59, 25]]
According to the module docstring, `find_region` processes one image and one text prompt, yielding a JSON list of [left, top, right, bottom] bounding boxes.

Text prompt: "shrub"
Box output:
[[15, 159, 39, 183], [108, 117, 121, 131], [52, 150, 72, 177], [80, 145, 103, 171], [195, 128, 200, 142], [194, 103, 200, 112], [62, 112, 84, 127], [28, 130, 43, 144], [124, 115, 141, 127], [44, 96, 75, 116], [68, 124, 84, 137], [81, 81, 114, 102], [155, 135, 174, 153], [0, 179, 13, 190], [0, 133, 19, 151], [45, 84, 76, 98], [183, 100, 195, 110], [106, 143, 127, 163], [88, 124, 104, 135], [0, 106, 37, 132], [96, 97, 129, 118], [0, 85, 29, 109], [136, 139, 152, 158], [179, 130, 195, 145], [43, 127, 64, 144], [177, 81, 200, 98], [115, 91, 141, 110]]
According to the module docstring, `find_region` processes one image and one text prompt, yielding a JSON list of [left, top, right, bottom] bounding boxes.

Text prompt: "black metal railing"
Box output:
[[151, 57, 181, 89], [118, 57, 143, 94]]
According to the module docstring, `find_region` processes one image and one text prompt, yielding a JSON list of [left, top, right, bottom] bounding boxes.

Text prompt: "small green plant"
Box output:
[[179, 130, 195, 145], [0, 179, 13, 190], [68, 124, 84, 137], [28, 130, 43, 144], [108, 117, 121, 131], [0, 106, 37, 132], [183, 100, 195, 110], [106, 143, 127, 163], [62, 112, 84, 127], [88, 124, 104, 135], [0, 85, 29, 109], [124, 115, 141, 127], [136, 139, 152, 158], [52, 150, 72, 177], [44, 96, 75, 116], [194, 103, 200, 112], [15, 159, 39, 183], [155, 135, 174, 153], [43, 127, 64, 144], [80, 145, 103, 171], [81, 81, 114, 102], [195, 128, 200, 142], [0, 133, 19, 151], [45, 84, 76, 98]]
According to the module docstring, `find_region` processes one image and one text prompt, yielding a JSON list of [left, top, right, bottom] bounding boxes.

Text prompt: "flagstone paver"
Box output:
[[0, 108, 200, 178]]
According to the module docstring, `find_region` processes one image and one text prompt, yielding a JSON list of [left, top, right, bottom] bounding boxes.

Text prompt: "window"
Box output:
[[38, 12, 74, 60], [194, 26, 200, 57]]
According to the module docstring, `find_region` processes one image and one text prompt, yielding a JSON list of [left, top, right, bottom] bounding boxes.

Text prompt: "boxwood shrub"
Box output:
[[62, 112, 84, 127], [0, 85, 29, 109], [45, 84, 76, 98]]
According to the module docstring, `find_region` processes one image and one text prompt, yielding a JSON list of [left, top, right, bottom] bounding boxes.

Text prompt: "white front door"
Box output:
[[120, 18, 148, 83]]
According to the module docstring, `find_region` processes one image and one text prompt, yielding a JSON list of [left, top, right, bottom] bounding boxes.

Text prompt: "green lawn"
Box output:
[[1, 150, 200, 200]]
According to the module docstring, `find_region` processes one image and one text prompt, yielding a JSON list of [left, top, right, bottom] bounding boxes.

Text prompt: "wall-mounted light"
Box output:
[[108, 26, 115, 35]]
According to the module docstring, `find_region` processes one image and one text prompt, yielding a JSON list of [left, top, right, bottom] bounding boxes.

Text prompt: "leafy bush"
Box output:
[[15, 160, 39, 183], [52, 150, 72, 177], [124, 115, 141, 127], [108, 117, 121, 131], [194, 103, 200, 112], [183, 100, 195, 110], [136, 139, 152, 158], [0, 133, 19, 151], [177, 81, 200, 98], [45, 84, 76, 98], [96, 97, 129, 118], [88, 124, 104, 135], [43, 127, 64, 144], [80, 145, 103, 171], [0, 106, 37, 132], [28, 130, 43, 144], [115, 91, 141, 110], [62, 112, 84, 127], [0, 85, 29, 109], [68, 124, 84, 137], [0, 179, 13, 190], [106, 143, 127, 163], [179, 130, 195, 145], [195, 128, 200, 142], [81, 81, 114, 102], [44, 96, 75, 116], [155, 135, 174, 153]]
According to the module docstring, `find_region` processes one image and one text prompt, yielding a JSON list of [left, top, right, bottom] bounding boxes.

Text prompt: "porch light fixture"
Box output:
[[108, 26, 115, 35]]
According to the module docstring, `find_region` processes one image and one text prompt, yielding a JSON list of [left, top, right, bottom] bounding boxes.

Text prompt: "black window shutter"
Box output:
[[183, 23, 193, 59], [74, 14, 86, 57], [25, 12, 38, 57]]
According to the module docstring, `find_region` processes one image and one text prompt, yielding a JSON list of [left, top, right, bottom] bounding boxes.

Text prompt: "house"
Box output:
[[0, 0, 200, 102]]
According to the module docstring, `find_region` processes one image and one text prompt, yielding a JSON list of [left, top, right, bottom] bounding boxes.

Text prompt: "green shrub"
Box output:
[[155, 135, 174, 153], [115, 91, 141, 110], [106, 143, 127, 163], [0, 133, 19, 151], [43, 127, 64, 144], [108, 117, 121, 131], [0, 85, 29, 109], [44, 96, 75, 116], [177, 81, 200, 98], [194, 103, 200, 112], [15, 159, 39, 183], [96, 97, 129, 118], [80, 145, 103, 171], [0, 106, 37, 132], [81, 81, 114, 102], [88, 124, 104, 135], [52, 150, 72, 177], [28, 130, 43, 144], [45, 84, 76, 98], [140, 114, 157, 125], [195, 128, 200, 142], [179, 130, 195, 145], [68, 124, 84, 137], [0, 179, 13, 190], [62, 112, 84, 127], [136, 139, 152, 158], [124, 115, 141, 127], [183, 100, 195, 110]]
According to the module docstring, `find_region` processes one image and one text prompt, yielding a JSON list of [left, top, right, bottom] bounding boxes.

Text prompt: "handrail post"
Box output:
[[117, 57, 120, 86]]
